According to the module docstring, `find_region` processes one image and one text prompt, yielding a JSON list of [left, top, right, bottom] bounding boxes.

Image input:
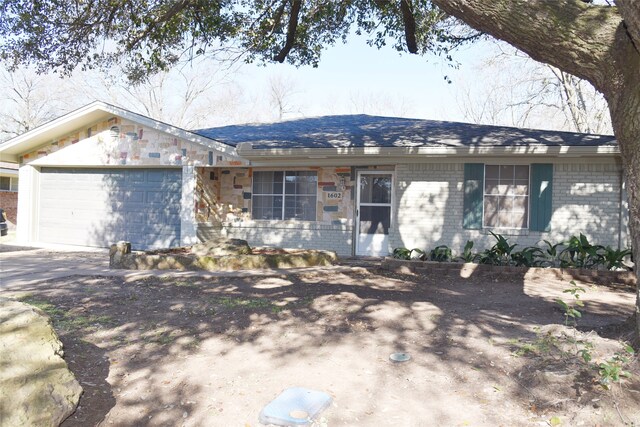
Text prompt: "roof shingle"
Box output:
[[194, 115, 616, 150]]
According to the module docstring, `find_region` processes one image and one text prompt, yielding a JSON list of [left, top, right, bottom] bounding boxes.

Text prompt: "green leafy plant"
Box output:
[[598, 345, 635, 389], [392, 247, 411, 260], [559, 233, 604, 269], [600, 246, 632, 271], [429, 245, 452, 262], [511, 246, 545, 267], [409, 248, 427, 260], [457, 240, 477, 262], [477, 232, 517, 265], [555, 280, 586, 327], [541, 239, 564, 267]]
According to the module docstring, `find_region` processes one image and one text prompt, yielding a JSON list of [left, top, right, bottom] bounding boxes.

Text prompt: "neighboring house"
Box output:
[[0, 161, 19, 224], [0, 101, 629, 257]]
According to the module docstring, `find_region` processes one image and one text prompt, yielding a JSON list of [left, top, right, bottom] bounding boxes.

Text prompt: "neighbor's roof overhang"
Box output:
[[0, 101, 238, 163], [236, 142, 620, 165]]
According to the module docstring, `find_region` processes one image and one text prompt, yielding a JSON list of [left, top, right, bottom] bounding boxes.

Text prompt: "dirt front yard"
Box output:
[[10, 266, 640, 426]]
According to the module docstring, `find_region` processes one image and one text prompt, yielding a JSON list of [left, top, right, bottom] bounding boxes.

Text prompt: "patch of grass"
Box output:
[[213, 296, 273, 309], [173, 280, 199, 288], [153, 332, 175, 345], [60, 315, 114, 330], [18, 296, 66, 318], [509, 332, 560, 357], [18, 296, 114, 332], [209, 295, 315, 314]]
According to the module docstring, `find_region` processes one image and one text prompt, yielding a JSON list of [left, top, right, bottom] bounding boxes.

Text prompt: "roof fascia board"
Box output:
[[236, 144, 620, 160]]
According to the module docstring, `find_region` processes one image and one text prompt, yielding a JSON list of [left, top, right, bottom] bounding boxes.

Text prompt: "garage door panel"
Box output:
[[39, 168, 182, 250]]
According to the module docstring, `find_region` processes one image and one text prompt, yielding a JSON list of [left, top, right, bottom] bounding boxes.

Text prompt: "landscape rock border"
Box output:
[[0, 297, 82, 426], [109, 241, 338, 271]]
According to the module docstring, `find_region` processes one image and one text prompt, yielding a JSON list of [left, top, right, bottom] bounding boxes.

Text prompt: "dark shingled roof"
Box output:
[[193, 115, 616, 150]]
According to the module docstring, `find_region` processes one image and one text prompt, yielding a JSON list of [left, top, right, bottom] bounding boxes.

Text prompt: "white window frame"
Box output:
[[482, 164, 530, 230], [0, 176, 18, 192], [252, 170, 318, 221]]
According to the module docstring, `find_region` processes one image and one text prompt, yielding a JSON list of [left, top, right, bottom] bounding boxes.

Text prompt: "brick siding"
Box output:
[[390, 162, 629, 255], [0, 191, 17, 224], [197, 222, 353, 256]]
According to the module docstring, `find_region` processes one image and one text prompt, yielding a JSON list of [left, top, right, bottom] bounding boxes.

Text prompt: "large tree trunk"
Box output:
[[606, 47, 640, 344], [432, 0, 640, 343]]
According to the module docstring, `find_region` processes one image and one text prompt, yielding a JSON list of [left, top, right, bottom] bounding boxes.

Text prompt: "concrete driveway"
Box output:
[[0, 242, 367, 294], [0, 244, 111, 292]]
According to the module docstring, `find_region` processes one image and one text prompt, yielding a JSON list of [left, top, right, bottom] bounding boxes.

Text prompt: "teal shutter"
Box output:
[[463, 163, 484, 229], [530, 163, 553, 231]]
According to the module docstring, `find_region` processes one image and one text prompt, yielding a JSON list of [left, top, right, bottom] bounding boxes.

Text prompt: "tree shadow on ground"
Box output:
[[11, 266, 640, 426]]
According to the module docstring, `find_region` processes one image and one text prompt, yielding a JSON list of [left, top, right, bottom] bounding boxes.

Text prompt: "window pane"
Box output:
[[496, 184, 511, 196], [483, 165, 530, 229], [500, 196, 513, 211], [253, 171, 317, 221], [514, 184, 529, 196], [360, 174, 391, 204], [485, 165, 499, 179], [484, 195, 499, 227], [253, 171, 283, 194], [500, 165, 514, 180], [498, 211, 512, 228], [359, 206, 390, 235], [284, 171, 317, 195], [0, 177, 9, 191], [512, 196, 527, 212], [10, 177, 18, 192], [252, 195, 282, 219], [513, 211, 528, 229], [515, 165, 529, 180], [485, 179, 499, 194], [284, 195, 316, 220]]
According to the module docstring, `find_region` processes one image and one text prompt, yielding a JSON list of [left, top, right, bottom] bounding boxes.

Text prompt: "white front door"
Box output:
[[356, 172, 393, 256]]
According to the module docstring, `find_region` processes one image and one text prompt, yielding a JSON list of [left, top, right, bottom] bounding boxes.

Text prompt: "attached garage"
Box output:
[[39, 168, 182, 250], [0, 102, 240, 250]]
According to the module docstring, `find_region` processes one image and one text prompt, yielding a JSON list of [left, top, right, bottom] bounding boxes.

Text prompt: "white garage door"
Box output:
[[39, 168, 182, 250]]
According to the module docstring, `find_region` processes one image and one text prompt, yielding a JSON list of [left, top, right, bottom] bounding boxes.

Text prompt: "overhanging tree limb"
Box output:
[[430, 0, 622, 92], [274, 0, 302, 63], [617, 0, 640, 51], [400, 0, 418, 53]]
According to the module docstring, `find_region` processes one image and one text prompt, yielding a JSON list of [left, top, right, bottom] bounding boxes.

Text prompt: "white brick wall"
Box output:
[[390, 162, 629, 255], [198, 222, 353, 256]]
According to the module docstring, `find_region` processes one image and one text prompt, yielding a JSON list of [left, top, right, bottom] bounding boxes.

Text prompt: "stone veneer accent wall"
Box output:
[[390, 162, 629, 255], [21, 117, 239, 167], [197, 166, 355, 224], [197, 166, 356, 255]]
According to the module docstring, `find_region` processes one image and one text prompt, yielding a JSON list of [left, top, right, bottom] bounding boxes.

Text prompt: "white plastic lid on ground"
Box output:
[[259, 387, 332, 426]]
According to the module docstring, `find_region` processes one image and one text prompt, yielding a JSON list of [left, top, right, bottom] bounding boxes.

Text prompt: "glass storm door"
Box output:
[[356, 172, 393, 256]]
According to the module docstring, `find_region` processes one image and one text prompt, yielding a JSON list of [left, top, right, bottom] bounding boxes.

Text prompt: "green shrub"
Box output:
[[477, 232, 517, 265], [559, 233, 604, 269], [429, 245, 452, 262], [511, 246, 545, 267], [457, 240, 477, 263], [392, 247, 411, 260], [600, 246, 632, 270]]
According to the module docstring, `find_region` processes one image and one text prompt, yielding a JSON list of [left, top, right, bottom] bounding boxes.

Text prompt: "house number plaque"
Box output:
[[327, 192, 342, 200]]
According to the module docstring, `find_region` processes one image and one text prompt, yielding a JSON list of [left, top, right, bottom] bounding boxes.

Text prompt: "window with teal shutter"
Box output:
[[463, 163, 484, 229], [529, 164, 553, 232]]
